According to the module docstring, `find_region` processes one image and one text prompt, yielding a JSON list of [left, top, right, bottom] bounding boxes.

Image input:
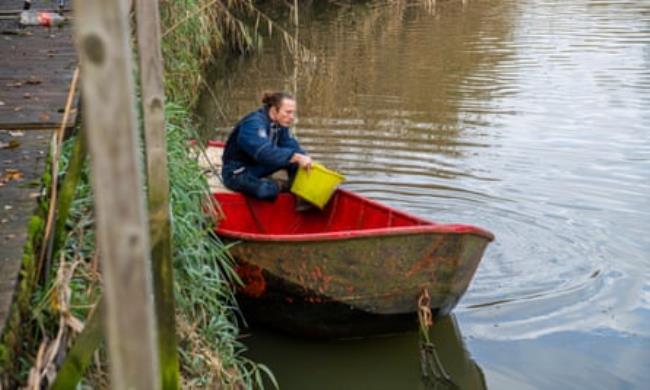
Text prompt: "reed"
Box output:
[[12, 0, 313, 387], [22, 103, 274, 388], [166, 103, 275, 387], [160, 0, 258, 108], [160, 0, 311, 109]]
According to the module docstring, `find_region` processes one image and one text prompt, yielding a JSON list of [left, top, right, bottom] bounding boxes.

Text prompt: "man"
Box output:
[[221, 91, 312, 200]]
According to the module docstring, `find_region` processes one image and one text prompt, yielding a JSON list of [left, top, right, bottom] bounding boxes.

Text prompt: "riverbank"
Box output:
[[0, 0, 78, 382], [1, 0, 273, 387], [198, 0, 650, 388]]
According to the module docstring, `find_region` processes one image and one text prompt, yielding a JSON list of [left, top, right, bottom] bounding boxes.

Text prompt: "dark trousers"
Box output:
[[222, 162, 297, 200]]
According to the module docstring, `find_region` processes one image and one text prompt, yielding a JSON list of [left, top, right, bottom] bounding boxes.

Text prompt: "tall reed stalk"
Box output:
[[160, 0, 312, 109], [16, 0, 312, 387], [166, 103, 275, 387], [160, 0, 257, 108], [24, 104, 273, 388]]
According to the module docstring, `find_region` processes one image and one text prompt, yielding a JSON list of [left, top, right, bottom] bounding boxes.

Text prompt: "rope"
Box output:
[[417, 288, 459, 390]]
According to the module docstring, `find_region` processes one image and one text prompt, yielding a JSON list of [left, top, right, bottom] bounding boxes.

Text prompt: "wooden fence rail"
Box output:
[[71, 0, 160, 387], [136, 0, 180, 387]]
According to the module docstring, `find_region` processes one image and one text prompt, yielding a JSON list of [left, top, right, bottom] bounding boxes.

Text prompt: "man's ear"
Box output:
[[268, 106, 277, 120]]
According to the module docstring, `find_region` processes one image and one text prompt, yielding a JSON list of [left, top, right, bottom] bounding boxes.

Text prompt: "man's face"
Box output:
[[271, 98, 296, 127]]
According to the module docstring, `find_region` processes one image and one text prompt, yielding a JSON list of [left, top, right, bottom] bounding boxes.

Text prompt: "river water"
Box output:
[[198, 0, 650, 388]]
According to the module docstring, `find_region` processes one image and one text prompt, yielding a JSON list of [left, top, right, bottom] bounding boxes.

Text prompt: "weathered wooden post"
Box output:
[[135, 0, 180, 388], [71, 0, 160, 388]]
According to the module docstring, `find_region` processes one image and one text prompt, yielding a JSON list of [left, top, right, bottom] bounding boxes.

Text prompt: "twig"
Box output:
[[162, 0, 220, 38], [38, 66, 79, 283], [199, 77, 229, 124], [226, 0, 314, 61]]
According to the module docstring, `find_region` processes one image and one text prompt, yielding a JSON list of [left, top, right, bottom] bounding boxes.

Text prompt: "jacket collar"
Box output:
[[260, 106, 283, 129]]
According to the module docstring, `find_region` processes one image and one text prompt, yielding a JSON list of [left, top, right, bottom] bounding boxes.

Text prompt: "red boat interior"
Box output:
[[213, 189, 494, 241]]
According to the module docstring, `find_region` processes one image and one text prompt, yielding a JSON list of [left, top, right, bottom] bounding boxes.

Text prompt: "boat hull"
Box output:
[[225, 229, 490, 338]]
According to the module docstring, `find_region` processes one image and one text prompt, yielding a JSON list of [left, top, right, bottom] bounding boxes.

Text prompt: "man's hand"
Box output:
[[291, 153, 313, 170]]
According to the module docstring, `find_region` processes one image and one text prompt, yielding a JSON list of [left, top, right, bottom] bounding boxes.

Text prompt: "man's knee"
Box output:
[[254, 179, 280, 200]]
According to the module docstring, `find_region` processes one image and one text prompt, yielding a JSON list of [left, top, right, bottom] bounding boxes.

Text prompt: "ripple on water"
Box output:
[[202, 0, 650, 345]]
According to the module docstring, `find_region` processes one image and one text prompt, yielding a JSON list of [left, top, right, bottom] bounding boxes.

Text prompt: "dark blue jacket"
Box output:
[[222, 107, 304, 173]]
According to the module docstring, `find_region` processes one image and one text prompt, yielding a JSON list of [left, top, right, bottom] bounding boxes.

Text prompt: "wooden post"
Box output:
[[135, 0, 180, 388], [50, 302, 105, 390], [53, 130, 86, 255], [71, 0, 160, 388]]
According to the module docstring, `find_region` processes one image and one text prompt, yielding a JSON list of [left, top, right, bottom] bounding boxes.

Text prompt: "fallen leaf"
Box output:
[[9, 131, 24, 137], [26, 77, 42, 85], [65, 315, 85, 333], [39, 112, 50, 121], [49, 291, 59, 311], [0, 101, 5, 106], [1, 30, 31, 37], [23, 93, 31, 99], [4, 169, 24, 181], [6, 82, 23, 88], [1, 140, 20, 149]]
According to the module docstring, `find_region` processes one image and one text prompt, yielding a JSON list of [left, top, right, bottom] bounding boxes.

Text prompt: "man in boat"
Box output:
[[222, 91, 312, 200]]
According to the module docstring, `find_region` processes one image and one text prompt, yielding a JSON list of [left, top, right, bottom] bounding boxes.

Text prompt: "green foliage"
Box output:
[[17, 107, 271, 388], [0, 344, 6, 367], [160, 0, 258, 108], [0, 181, 48, 385], [160, 0, 311, 109], [166, 103, 274, 388], [6, 0, 304, 387]]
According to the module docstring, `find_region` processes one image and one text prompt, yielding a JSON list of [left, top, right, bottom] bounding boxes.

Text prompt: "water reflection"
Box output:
[[199, 0, 650, 387], [199, 0, 516, 207], [244, 315, 484, 390]]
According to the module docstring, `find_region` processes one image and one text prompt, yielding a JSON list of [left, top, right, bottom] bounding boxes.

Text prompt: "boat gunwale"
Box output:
[[214, 189, 494, 242], [207, 140, 494, 242], [215, 224, 494, 242]]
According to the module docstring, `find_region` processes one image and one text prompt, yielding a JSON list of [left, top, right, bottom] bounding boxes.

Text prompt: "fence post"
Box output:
[[71, 0, 160, 388], [135, 0, 180, 388]]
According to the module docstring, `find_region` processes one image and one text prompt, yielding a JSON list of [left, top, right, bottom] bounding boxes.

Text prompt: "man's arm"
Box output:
[[237, 114, 295, 165], [279, 127, 312, 169], [278, 127, 304, 154], [290, 152, 312, 170]]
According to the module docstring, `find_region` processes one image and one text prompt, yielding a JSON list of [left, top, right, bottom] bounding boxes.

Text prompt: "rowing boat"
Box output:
[[207, 144, 494, 338]]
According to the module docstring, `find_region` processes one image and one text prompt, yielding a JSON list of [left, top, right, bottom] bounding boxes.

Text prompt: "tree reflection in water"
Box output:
[[243, 314, 484, 390]]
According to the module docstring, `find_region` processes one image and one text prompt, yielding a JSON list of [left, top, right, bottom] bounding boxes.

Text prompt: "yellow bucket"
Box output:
[[291, 162, 345, 209]]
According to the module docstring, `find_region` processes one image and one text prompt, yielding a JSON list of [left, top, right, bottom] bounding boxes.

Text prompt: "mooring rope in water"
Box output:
[[417, 289, 459, 390]]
